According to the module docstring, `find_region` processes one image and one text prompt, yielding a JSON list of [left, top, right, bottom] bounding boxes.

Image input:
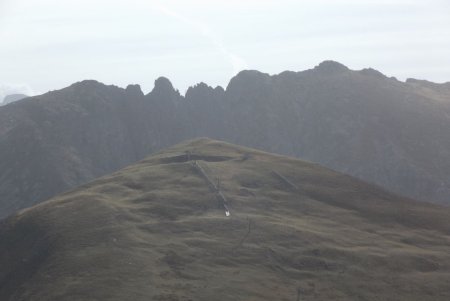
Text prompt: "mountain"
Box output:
[[1, 62, 450, 219], [1, 94, 27, 106], [0, 80, 183, 219], [212, 62, 450, 205], [1, 139, 449, 300]]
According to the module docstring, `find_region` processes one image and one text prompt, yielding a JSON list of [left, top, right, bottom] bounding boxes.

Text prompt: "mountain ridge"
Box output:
[[1, 61, 450, 219]]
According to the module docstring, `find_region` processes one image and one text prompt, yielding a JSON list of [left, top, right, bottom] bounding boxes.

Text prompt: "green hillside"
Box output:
[[1, 138, 449, 300]]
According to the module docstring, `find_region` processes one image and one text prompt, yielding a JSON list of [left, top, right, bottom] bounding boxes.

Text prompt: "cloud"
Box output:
[[1, 0, 449, 93]]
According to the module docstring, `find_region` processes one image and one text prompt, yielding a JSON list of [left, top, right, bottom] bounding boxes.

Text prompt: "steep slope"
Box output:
[[210, 62, 450, 205], [0, 79, 185, 218], [1, 61, 450, 219], [0, 139, 449, 301]]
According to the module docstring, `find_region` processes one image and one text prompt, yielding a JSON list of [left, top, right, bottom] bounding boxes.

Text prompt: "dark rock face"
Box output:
[[1, 62, 450, 218], [125, 84, 144, 97]]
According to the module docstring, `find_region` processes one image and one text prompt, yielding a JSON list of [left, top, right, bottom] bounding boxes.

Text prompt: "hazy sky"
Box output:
[[0, 0, 449, 98]]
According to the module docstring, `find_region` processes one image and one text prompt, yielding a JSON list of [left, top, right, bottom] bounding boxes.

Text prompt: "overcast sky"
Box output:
[[0, 0, 449, 99]]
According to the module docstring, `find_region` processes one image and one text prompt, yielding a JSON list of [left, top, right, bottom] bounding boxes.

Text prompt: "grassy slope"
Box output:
[[1, 138, 449, 301]]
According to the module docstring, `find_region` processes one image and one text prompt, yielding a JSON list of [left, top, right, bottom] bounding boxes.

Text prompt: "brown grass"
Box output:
[[1, 138, 449, 300]]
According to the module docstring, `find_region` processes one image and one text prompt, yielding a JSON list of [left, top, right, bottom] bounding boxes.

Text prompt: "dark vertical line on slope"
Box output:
[[191, 161, 230, 216]]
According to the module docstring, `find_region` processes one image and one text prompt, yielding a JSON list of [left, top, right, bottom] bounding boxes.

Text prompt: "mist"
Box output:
[[1, 0, 449, 95]]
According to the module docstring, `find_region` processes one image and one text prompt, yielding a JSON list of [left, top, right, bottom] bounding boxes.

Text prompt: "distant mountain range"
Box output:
[[1, 61, 450, 219], [1, 139, 449, 300], [1, 93, 27, 106]]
